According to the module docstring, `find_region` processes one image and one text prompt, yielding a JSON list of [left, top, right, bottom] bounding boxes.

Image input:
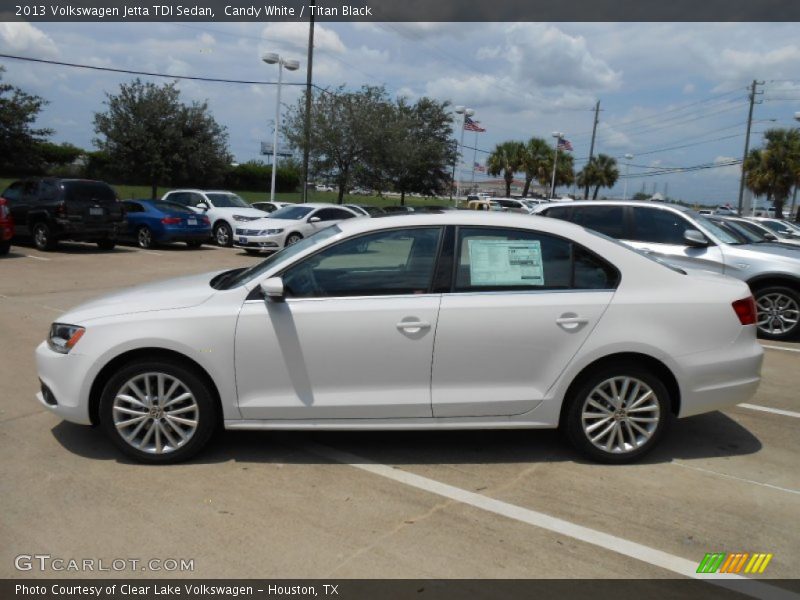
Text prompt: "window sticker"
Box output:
[[467, 239, 544, 286]]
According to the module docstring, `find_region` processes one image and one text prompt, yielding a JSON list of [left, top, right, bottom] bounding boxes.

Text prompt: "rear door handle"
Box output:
[[556, 315, 589, 330], [396, 320, 431, 333]]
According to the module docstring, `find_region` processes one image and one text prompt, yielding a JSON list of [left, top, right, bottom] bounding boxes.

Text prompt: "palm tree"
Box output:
[[744, 129, 800, 218], [544, 149, 576, 198], [577, 154, 619, 199], [519, 137, 552, 198], [487, 141, 524, 197]]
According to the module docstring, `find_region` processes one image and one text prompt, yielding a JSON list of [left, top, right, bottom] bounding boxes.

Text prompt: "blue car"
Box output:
[[121, 199, 212, 249]]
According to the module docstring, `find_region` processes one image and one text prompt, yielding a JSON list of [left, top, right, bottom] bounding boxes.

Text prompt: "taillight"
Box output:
[[732, 296, 757, 325], [0, 200, 7, 219], [161, 217, 182, 224]]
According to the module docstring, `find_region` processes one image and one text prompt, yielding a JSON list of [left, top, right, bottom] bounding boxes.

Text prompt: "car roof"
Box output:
[[538, 199, 693, 213]]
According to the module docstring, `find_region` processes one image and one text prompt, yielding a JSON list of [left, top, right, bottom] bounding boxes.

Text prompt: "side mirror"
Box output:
[[259, 277, 285, 302], [308, 216, 321, 223], [763, 233, 778, 241], [684, 229, 709, 247]]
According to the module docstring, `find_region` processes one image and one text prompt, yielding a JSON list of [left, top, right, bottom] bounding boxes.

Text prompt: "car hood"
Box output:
[[56, 270, 223, 324], [732, 242, 800, 262], [209, 207, 265, 218], [244, 217, 305, 228]]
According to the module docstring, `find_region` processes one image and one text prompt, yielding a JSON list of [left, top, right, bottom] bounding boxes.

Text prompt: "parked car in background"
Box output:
[[315, 184, 335, 193], [467, 200, 502, 211], [748, 217, 800, 247], [161, 190, 265, 247], [0, 196, 14, 255], [232, 203, 361, 254], [535, 200, 800, 340], [698, 209, 714, 215], [714, 205, 736, 216], [383, 206, 416, 214], [34, 212, 763, 464], [0, 178, 123, 251], [252, 201, 290, 214], [714, 216, 780, 244], [494, 198, 536, 214], [121, 200, 211, 249]]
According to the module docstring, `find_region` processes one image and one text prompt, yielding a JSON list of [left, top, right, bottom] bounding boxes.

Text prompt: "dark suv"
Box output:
[[0, 178, 124, 251]]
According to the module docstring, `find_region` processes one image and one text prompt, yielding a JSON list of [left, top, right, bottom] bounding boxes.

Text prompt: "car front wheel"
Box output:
[[285, 232, 303, 246], [99, 359, 217, 464], [754, 286, 800, 340], [563, 363, 670, 463], [214, 222, 233, 247]]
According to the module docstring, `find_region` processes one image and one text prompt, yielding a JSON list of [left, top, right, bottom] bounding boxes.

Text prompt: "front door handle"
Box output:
[[396, 320, 431, 333], [640, 247, 654, 254], [556, 314, 589, 330]]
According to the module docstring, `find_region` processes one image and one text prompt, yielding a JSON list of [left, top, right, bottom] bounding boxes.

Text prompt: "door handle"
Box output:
[[396, 320, 431, 333], [556, 314, 589, 330], [639, 247, 654, 254]]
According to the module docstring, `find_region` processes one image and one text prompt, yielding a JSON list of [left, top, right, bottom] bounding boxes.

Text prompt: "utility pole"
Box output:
[[301, 14, 315, 203], [584, 100, 600, 199], [737, 80, 763, 215]]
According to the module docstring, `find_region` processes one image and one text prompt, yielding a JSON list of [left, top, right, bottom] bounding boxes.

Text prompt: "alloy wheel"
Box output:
[[112, 372, 199, 455], [34, 224, 48, 249], [215, 224, 231, 246], [580, 376, 660, 454], [756, 292, 799, 336], [137, 227, 152, 249]]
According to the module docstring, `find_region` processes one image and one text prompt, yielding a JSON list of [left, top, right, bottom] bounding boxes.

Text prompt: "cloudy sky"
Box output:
[[2, 20, 800, 205]]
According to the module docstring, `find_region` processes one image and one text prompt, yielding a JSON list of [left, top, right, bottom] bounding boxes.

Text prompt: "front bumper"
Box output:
[[233, 231, 283, 251], [35, 341, 93, 425]]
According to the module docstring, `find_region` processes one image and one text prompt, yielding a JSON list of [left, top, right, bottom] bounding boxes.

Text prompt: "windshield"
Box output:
[[215, 226, 342, 289], [206, 193, 249, 208], [269, 205, 315, 220], [759, 220, 795, 236], [690, 213, 742, 244]]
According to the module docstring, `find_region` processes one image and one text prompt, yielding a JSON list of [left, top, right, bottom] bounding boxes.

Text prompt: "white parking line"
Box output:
[[761, 344, 800, 354], [738, 403, 800, 419], [303, 442, 797, 600], [25, 254, 51, 261], [671, 460, 800, 496]]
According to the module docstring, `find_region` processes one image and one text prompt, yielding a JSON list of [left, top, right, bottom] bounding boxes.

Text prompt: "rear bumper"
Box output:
[[54, 219, 122, 239], [675, 329, 764, 418], [156, 228, 212, 243], [233, 232, 282, 251]]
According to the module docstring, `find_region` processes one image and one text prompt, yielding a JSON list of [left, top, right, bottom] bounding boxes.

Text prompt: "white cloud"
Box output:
[[0, 22, 58, 57], [683, 83, 695, 94], [261, 22, 345, 55]]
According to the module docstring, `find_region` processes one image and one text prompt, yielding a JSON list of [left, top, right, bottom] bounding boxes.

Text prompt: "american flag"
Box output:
[[474, 162, 485, 172], [557, 137, 573, 151], [464, 117, 486, 132]]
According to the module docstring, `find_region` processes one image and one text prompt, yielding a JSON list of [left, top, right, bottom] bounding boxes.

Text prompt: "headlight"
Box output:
[[232, 215, 257, 222], [263, 228, 284, 235], [48, 323, 85, 354]]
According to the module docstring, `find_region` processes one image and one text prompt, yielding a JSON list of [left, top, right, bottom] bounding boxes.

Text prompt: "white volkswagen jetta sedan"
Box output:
[[36, 213, 763, 464]]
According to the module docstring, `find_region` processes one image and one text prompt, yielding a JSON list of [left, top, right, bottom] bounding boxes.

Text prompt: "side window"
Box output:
[[315, 208, 355, 221], [189, 193, 207, 207], [455, 227, 619, 292], [569, 206, 626, 238], [281, 227, 442, 298], [631, 207, 691, 245], [39, 181, 59, 201], [166, 192, 188, 206], [540, 206, 571, 221], [125, 202, 144, 213], [1, 182, 24, 203], [22, 181, 39, 200]]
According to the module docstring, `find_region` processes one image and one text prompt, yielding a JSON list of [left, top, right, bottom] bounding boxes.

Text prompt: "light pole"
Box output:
[[453, 106, 474, 200], [263, 52, 299, 202], [550, 132, 563, 199], [792, 112, 800, 220], [622, 153, 634, 200]]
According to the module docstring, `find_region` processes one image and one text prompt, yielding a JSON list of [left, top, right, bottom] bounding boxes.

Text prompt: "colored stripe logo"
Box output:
[[697, 553, 773, 574]]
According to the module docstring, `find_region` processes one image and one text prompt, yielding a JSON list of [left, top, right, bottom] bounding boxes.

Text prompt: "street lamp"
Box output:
[[453, 106, 474, 200], [791, 113, 800, 219], [263, 52, 300, 202], [622, 153, 634, 200], [550, 132, 564, 199]]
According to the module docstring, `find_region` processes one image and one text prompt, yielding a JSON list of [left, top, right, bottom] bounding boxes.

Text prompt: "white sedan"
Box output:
[[233, 203, 362, 254], [35, 213, 763, 464]]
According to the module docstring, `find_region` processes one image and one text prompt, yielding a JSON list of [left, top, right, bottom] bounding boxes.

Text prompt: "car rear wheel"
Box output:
[[32, 221, 56, 251], [285, 232, 303, 246], [136, 226, 154, 249], [97, 238, 116, 251], [99, 359, 217, 464], [754, 286, 800, 340], [214, 222, 233, 247], [563, 363, 670, 463]]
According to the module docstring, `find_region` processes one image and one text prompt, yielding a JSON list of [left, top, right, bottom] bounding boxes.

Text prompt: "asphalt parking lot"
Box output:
[[1, 239, 798, 587]]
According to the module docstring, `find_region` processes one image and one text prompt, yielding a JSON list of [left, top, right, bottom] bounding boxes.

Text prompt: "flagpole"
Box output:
[[550, 132, 562, 199], [471, 130, 478, 189]]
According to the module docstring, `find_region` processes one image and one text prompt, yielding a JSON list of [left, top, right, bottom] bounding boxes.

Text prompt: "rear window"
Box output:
[[63, 181, 117, 204], [152, 201, 195, 214]]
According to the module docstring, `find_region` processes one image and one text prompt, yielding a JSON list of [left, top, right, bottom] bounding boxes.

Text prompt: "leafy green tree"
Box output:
[[544, 149, 576, 197], [285, 85, 391, 204], [487, 141, 524, 197], [519, 137, 552, 198], [576, 154, 619, 199], [93, 79, 231, 199], [744, 128, 800, 218], [0, 65, 53, 175]]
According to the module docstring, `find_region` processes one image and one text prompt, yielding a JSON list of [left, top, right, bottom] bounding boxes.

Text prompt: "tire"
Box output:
[[753, 286, 800, 340], [285, 232, 303, 247], [0, 240, 9, 255], [562, 361, 670, 464], [214, 222, 233, 247], [136, 226, 154, 249], [186, 240, 203, 249], [99, 358, 217, 464], [31, 221, 56, 251], [97, 238, 117, 251]]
